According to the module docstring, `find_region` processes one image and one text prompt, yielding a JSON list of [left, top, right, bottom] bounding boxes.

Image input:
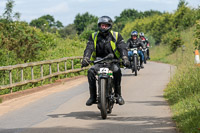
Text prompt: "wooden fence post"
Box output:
[[9, 70, 12, 93], [41, 64, 43, 85], [49, 64, 52, 83]]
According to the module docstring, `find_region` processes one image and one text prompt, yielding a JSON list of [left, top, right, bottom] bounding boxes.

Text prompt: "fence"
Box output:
[[0, 56, 88, 93]]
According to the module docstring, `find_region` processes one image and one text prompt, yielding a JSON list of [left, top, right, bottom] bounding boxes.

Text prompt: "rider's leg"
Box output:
[[86, 67, 97, 106], [112, 64, 125, 105], [128, 51, 133, 61], [138, 50, 144, 68]]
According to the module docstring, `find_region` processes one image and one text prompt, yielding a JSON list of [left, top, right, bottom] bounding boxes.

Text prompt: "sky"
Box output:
[[0, 0, 199, 26]]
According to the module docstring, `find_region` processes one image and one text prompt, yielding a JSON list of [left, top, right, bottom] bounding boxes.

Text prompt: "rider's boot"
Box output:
[[115, 86, 125, 105], [86, 87, 96, 106]]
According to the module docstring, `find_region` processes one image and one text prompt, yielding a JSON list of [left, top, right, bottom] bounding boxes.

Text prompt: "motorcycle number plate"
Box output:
[[99, 68, 109, 74], [133, 50, 137, 54]]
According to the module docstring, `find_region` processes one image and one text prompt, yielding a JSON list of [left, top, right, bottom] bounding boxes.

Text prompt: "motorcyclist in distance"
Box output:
[[127, 30, 145, 68], [139, 32, 150, 60], [81, 16, 130, 106]]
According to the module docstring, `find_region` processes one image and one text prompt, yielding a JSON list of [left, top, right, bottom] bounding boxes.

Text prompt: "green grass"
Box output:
[[151, 26, 200, 133]]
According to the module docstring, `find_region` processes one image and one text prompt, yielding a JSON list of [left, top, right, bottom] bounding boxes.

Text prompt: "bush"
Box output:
[[194, 20, 200, 50]]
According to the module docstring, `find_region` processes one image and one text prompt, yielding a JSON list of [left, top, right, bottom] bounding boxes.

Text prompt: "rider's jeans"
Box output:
[[128, 50, 144, 61]]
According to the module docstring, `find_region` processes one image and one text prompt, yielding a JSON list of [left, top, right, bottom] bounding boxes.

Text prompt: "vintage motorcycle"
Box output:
[[129, 48, 140, 76], [83, 54, 121, 119], [142, 47, 148, 64]]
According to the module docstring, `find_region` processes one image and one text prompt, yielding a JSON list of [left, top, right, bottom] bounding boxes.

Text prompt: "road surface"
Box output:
[[0, 61, 177, 133]]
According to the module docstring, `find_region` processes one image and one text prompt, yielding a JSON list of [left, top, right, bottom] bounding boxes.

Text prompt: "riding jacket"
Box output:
[[83, 30, 128, 60], [127, 38, 145, 49]]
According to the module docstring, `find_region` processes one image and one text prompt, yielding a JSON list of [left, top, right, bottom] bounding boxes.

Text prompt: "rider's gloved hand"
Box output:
[[122, 56, 130, 67], [81, 57, 90, 67]]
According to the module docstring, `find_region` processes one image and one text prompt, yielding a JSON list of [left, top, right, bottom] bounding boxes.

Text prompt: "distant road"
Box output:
[[0, 61, 177, 133]]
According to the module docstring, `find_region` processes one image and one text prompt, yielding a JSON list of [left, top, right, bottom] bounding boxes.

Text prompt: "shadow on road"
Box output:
[[0, 115, 176, 133], [48, 111, 117, 120], [122, 73, 137, 76], [126, 100, 169, 106]]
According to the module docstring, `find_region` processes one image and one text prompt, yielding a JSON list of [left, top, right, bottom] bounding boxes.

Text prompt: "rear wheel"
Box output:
[[99, 78, 107, 119]]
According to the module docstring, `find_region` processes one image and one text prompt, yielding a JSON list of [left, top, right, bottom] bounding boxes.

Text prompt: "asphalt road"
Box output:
[[0, 61, 177, 133]]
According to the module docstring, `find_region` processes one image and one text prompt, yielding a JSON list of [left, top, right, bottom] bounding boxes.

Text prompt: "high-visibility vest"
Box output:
[[90, 30, 120, 61]]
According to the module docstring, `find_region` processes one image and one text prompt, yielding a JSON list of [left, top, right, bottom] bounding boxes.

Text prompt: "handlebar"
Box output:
[[81, 54, 121, 68]]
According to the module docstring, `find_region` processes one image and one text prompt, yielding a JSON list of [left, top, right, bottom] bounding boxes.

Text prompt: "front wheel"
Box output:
[[144, 52, 147, 64], [133, 55, 138, 76], [99, 78, 107, 119]]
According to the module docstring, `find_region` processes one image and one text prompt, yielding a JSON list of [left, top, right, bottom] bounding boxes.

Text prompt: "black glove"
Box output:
[[81, 57, 90, 67], [122, 56, 130, 67]]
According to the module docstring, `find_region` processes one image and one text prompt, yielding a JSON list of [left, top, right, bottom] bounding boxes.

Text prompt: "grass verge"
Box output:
[[150, 26, 200, 133]]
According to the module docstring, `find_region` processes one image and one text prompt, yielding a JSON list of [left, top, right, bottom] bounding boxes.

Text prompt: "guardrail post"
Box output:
[[9, 70, 12, 93], [21, 68, 24, 81], [64, 60, 67, 78], [41, 65, 43, 78], [40, 65, 43, 85], [31, 66, 34, 80], [72, 60, 74, 69], [49, 64, 52, 82], [21, 68, 24, 90], [57, 62, 59, 72], [57, 62, 60, 79]]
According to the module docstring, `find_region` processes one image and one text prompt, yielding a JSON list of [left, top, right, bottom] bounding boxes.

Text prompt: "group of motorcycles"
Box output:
[[82, 46, 150, 119], [128, 46, 149, 76]]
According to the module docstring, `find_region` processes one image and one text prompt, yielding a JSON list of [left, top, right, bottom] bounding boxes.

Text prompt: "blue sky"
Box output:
[[0, 0, 199, 26]]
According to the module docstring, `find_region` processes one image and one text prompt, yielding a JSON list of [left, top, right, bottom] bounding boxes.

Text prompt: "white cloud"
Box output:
[[43, 2, 69, 14], [76, 0, 119, 2], [141, 0, 176, 4]]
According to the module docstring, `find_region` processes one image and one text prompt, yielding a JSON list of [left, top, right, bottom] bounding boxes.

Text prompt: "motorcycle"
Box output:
[[83, 54, 121, 119], [129, 48, 140, 76], [142, 48, 148, 64]]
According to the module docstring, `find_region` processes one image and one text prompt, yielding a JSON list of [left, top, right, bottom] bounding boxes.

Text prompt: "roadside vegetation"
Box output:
[[0, 0, 200, 132], [149, 9, 200, 133]]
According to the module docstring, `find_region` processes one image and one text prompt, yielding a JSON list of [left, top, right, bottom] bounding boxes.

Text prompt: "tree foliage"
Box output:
[[113, 9, 162, 31], [59, 24, 77, 38], [74, 12, 98, 34], [194, 20, 200, 50], [2, 0, 20, 22], [0, 21, 57, 63], [30, 14, 64, 32], [122, 2, 199, 48]]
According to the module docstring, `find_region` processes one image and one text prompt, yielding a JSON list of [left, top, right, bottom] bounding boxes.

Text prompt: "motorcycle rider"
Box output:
[[127, 30, 145, 68], [139, 32, 150, 60], [81, 16, 130, 106]]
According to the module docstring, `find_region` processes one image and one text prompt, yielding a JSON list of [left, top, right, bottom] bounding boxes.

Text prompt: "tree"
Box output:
[[113, 9, 162, 32], [59, 24, 77, 38], [29, 14, 64, 31], [74, 12, 98, 34], [2, 0, 20, 22], [177, 0, 188, 9]]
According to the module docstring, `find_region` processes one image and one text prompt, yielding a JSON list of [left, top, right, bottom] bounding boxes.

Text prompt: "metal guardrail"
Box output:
[[0, 56, 88, 93]]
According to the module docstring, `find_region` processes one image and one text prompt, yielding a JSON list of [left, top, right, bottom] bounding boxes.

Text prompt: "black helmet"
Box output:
[[98, 16, 112, 33], [131, 30, 138, 37], [139, 32, 145, 37]]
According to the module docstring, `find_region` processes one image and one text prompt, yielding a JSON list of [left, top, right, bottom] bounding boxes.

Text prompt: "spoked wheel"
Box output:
[[99, 78, 107, 119], [144, 52, 147, 64], [134, 55, 138, 76], [145, 51, 148, 64]]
